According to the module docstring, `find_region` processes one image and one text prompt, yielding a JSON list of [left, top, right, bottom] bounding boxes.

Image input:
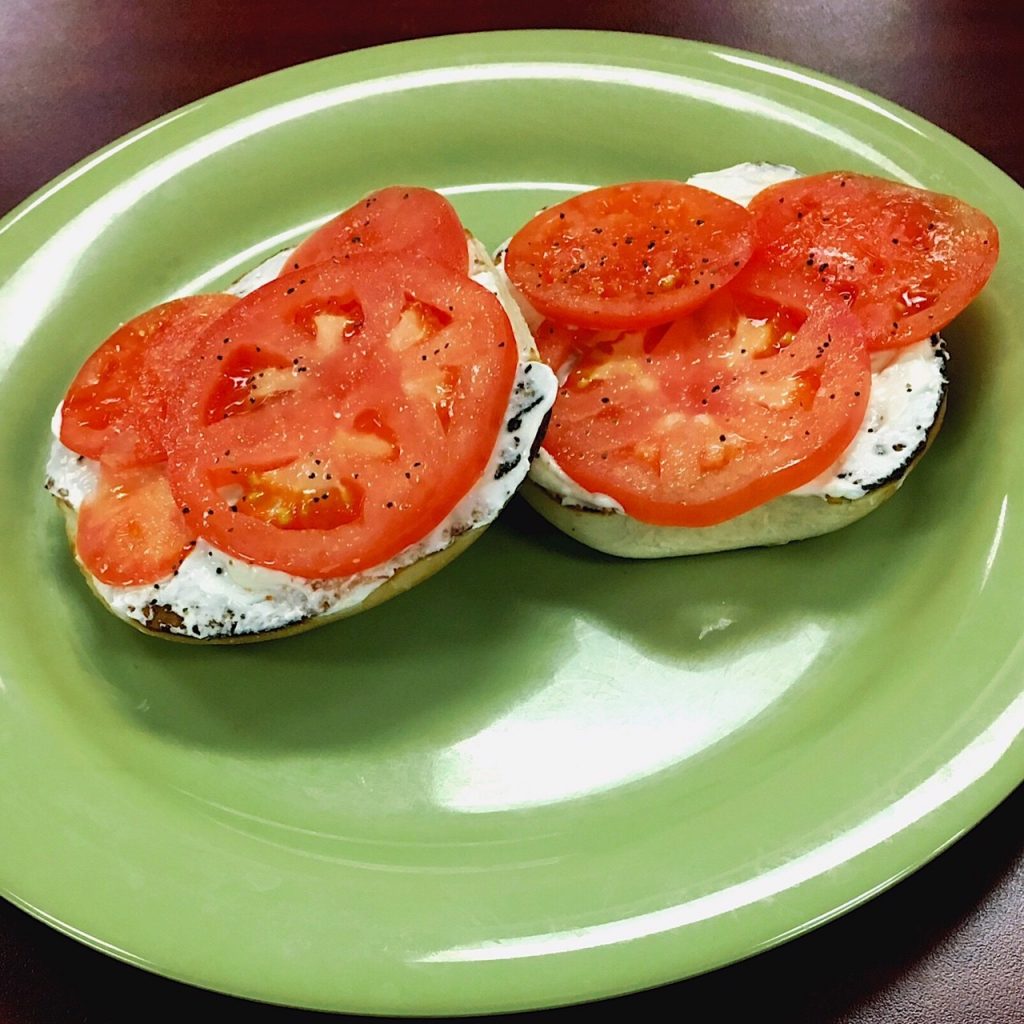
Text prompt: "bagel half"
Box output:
[[46, 235, 556, 642], [502, 163, 951, 558]]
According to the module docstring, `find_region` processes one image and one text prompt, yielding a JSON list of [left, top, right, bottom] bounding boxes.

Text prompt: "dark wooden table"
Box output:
[[1, 2, 1021, 1021]]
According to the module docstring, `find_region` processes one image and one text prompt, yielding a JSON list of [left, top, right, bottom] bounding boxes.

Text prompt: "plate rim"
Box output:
[[1, 28, 1022, 1015]]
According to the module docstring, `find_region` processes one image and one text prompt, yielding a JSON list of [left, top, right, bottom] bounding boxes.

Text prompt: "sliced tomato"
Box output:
[[60, 295, 237, 467], [76, 463, 196, 586], [504, 181, 755, 330], [287, 186, 469, 275], [167, 254, 517, 579], [733, 171, 999, 349], [536, 294, 871, 527]]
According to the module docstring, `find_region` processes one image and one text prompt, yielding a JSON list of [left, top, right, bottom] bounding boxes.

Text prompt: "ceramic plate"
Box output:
[[0, 31, 1021, 1015]]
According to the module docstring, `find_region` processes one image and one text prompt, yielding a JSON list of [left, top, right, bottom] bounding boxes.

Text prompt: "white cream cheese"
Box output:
[[507, 163, 947, 511], [687, 162, 802, 207], [46, 239, 557, 639], [528, 450, 625, 513], [790, 337, 947, 498]]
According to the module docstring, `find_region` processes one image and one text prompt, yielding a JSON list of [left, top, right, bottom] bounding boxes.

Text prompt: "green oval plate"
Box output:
[[0, 30, 1021, 1016]]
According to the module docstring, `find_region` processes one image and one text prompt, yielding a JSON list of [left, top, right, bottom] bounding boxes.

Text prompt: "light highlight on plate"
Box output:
[[981, 494, 1009, 589], [183, 792, 566, 874], [715, 50, 928, 141], [430, 618, 828, 812], [421, 686, 1024, 962], [174, 217, 325, 294], [0, 60, 917, 369], [440, 181, 596, 197], [8, 896, 143, 965], [176, 182, 596, 293]]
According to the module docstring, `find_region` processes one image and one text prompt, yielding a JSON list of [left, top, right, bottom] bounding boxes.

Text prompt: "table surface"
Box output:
[[1, 2, 1021, 1022]]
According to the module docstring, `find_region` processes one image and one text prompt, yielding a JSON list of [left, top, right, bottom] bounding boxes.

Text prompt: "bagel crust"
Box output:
[[52, 495, 484, 643], [523, 395, 946, 558]]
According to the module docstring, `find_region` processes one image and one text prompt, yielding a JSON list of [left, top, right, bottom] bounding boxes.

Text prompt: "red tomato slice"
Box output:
[[167, 254, 517, 579], [60, 295, 237, 468], [536, 294, 871, 527], [504, 181, 755, 330], [287, 186, 469, 275], [733, 172, 999, 349], [76, 463, 196, 586]]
